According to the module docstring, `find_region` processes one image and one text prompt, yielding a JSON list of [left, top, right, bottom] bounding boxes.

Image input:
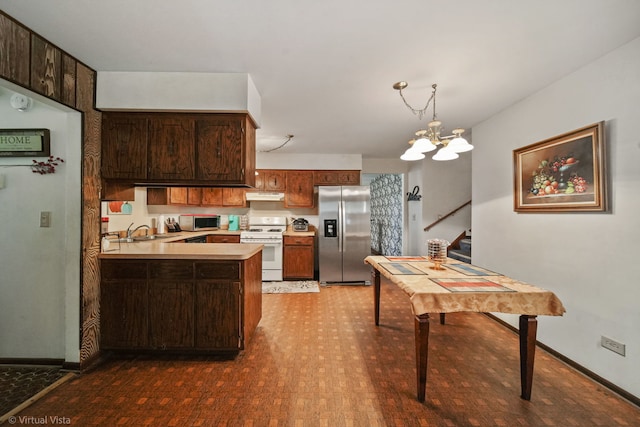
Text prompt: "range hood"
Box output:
[[245, 192, 285, 202]]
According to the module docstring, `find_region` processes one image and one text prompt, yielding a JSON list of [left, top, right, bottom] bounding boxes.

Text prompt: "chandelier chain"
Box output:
[[398, 88, 434, 121]]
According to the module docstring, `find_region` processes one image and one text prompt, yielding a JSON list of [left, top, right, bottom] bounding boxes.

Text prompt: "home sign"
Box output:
[[0, 129, 51, 157]]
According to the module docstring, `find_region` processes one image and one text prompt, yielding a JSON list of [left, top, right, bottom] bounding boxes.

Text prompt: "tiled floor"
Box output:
[[6, 280, 640, 426]]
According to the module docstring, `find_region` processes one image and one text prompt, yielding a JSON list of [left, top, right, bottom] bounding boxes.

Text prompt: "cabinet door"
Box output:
[[100, 280, 149, 348], [196, 118, 244, 183], [195, 281, 241, 349], [222, 188, 246, 207], [313, 170, 338, 185], [102, 114, 149, 179], [148, 281, 195, 349], [149, 117, 195, 180], [338, 171, 360, 185], [262, 170, 286, 191], [283, 239, 314, 279], [168, 187, 187, 205], [285, 171, 314, 208], [201, 188, 223, 206]]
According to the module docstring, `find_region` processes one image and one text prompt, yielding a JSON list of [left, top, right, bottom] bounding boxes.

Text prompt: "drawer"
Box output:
[[207, 234, 241, 243], [149, 260, 194, 279], [102, 260, 148, 280], [284, 235, 314, 246], [195, 261, 241, 280]]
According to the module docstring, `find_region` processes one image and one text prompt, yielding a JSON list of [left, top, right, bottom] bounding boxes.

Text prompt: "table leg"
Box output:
[[519, 315, 538, 400], [373, 269, 381, 326], [415, 313, 430, 402]]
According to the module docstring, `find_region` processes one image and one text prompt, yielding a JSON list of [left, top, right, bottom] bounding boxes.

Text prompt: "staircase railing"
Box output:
[[423, 200, 471, 232]]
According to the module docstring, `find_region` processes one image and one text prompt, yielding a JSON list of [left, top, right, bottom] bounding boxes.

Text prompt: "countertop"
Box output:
[[283, 225, 316, 237], [100, 230, 261, 260]]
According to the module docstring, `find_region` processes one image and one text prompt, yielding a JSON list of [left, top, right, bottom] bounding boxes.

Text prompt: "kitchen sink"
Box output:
[[132, 234, 174, 241]]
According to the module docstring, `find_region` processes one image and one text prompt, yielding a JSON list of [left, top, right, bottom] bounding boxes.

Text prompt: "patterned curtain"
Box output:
[[370, 174, 403, 256]]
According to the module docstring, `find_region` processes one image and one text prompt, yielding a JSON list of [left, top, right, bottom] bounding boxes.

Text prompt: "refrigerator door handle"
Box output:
[[339, 200, 345, 253]]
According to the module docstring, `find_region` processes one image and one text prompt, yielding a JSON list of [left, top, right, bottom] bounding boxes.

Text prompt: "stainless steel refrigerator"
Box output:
[[318, 186, 371, 284]]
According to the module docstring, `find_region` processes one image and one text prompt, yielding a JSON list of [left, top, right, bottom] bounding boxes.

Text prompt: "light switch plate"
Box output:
[[40, 211, 51, 228]]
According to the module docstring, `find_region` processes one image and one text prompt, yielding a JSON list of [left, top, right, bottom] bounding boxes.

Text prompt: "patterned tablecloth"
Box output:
[[364, 256, 565, 317]]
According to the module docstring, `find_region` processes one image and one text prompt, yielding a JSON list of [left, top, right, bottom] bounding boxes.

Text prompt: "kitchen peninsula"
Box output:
[[99, 235, 263, 355]]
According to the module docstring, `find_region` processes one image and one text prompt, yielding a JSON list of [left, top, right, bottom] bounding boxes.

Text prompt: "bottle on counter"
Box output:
[[158, 215, 166, 234], [101, 217, 109, 234]]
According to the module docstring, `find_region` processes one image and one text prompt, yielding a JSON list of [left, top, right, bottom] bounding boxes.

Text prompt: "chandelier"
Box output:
[[393, 82, 473, 161]]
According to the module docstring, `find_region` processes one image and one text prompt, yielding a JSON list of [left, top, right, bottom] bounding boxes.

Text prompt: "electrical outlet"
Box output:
[[40, 211, 51, 228], [601, 336, 626, 356]]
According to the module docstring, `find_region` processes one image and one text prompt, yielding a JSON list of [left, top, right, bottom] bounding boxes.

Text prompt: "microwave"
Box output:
[[178, 214, 220, 231]]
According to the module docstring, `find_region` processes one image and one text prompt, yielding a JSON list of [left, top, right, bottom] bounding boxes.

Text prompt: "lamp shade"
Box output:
[[447, 136, 474, 153], [432, 146, 459, 161], [413, 137, 436, 153], [400, 147, 426, 161]]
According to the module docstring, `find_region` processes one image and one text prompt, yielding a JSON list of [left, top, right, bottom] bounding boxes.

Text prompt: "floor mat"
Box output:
[[262, 281, 320, 293], [0, 366, 71, 418]]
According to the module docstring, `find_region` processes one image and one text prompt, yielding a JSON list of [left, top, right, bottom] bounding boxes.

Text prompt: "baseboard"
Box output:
[[484, 313, 640, 408], [0, 357, 64, 367]]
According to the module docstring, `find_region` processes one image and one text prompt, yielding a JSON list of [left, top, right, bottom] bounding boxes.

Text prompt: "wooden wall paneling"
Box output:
[[0, 13, 30, 85], [30, 34, 62, 100], [61, 53, 76, 107], [2, 10, 102, 370], [76, 62, 102, 368]]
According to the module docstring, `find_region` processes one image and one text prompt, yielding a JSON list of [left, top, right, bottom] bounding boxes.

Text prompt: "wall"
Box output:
[[0, 85, 82, 363], [472, 37, 640, 398], [257, 152, 362, 170], [403, 151, 472, 256]]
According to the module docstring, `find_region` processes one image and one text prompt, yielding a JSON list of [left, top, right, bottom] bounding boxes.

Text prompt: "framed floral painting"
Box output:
[[513, 122, 607, 212]]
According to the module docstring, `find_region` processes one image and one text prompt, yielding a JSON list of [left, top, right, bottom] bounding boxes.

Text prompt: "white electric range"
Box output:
[[240, 216, 287, 281]]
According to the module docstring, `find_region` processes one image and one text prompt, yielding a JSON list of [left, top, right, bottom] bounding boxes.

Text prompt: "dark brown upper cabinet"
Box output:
[[102, 114, 149, 180], [149, 117, 196, 180], [101, 112, 256, 187]]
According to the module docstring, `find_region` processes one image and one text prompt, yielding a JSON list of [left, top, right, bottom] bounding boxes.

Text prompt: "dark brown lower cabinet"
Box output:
[[100, 279, 148, 348], [196, 281, 241, 349], [149, 281, 195, 349], [100, 255, 261, 354]]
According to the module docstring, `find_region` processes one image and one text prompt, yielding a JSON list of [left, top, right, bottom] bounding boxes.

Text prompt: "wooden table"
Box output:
[[364, 256, 565, 402]]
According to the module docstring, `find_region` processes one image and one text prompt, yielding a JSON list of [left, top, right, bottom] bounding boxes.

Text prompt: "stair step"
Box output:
[[459, 238, 472, 252], [448, 249, 471, 264]]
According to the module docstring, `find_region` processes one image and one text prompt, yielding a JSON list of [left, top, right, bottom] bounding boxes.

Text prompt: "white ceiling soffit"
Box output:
[[96, 72, 262, 127]]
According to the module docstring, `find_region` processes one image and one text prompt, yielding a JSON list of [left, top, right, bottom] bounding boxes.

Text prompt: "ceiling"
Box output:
[[2, 0, 640, 159]]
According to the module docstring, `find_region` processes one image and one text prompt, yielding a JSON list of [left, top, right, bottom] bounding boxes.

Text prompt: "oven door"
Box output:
[[261, 240, 283, 271], [240, 238, 283, 281]]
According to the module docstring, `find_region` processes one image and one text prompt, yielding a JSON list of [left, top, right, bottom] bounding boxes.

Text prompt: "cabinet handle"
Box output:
[[216, 134, 222, 157]]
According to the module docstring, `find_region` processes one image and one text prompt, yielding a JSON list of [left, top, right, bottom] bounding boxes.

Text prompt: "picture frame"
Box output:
[[513, 122, 606, 212], [0, 129, 51, 157]]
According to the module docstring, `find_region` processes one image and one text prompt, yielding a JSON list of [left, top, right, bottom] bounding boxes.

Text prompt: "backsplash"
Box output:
[[101, 187, 319, 234]]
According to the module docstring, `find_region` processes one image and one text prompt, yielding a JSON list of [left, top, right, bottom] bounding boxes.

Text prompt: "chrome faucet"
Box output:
[[126, 223, 151, 238]]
